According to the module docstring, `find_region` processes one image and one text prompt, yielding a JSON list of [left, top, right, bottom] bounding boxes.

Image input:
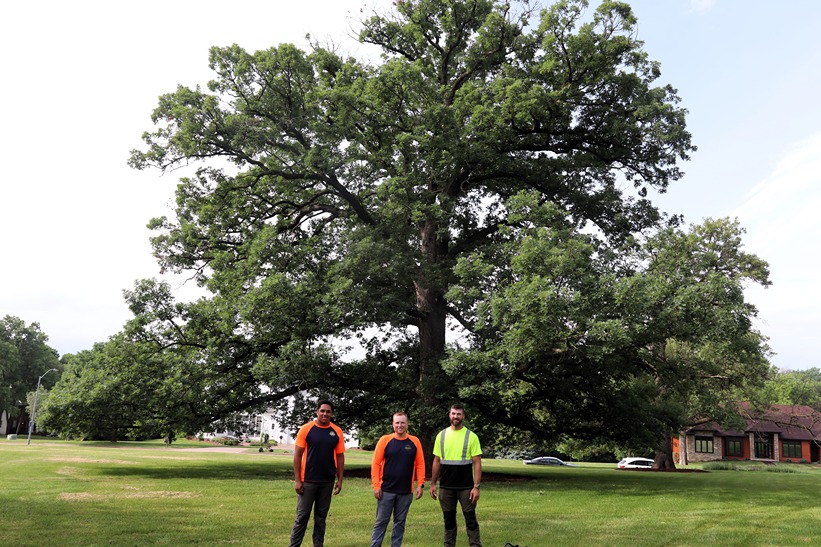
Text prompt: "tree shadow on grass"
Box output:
[[480, 466, 821, 510], [93, 460, 821, 511], [94, 458, 296, 481]]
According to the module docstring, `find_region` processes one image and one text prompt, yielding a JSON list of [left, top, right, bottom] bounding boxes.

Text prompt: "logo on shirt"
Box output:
[[404, 445, 413, 451], [329, 431, 337, 437]]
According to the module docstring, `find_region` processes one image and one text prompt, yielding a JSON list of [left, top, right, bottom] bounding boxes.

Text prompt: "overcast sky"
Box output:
[[1, 1, 818, 371]]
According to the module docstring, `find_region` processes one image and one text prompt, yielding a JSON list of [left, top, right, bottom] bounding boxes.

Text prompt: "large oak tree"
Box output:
[[124, 0, 698, 461]]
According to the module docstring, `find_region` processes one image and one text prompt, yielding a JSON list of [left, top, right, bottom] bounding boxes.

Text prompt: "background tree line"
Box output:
[[0, 316, 61, 434]]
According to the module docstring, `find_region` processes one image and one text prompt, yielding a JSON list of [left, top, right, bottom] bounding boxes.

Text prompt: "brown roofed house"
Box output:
[[673, 404, 821, 465]]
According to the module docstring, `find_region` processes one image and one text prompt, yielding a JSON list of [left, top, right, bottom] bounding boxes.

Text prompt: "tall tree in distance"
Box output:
[[128, 0, 694, 464], [0, 316, 61, 428], [761, 368, 821, 410]]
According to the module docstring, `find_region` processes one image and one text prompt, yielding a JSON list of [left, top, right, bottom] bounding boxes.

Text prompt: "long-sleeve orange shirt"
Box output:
[[371, 433, 425, 495]]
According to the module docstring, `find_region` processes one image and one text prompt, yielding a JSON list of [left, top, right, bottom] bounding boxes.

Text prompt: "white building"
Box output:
[[201, 409, 359, 448]]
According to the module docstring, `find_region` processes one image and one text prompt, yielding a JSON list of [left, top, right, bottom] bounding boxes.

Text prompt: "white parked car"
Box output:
[[617, 457, 654, 469]]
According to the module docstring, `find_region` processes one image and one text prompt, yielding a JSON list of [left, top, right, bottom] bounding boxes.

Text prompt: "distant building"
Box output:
[[200, 409, 359, 448], [1, 403, 29, 437], [674, 403, 821, 464]]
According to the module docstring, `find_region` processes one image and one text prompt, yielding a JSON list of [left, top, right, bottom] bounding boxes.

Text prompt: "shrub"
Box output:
[[702, 462, 736, 471], [765, 465, 798, 473], [484, 446, 541, 461], [216, 437, 240, 446]]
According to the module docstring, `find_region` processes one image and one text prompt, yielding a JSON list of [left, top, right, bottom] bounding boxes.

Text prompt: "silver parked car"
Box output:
[[523, 456, 578, 466]]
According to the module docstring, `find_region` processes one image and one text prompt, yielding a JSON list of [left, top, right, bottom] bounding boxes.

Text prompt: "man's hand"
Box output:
[[469, 486, 480, 504], [429, 484, 437, 500], [373, 488, 383, 500], [333, 480, 343, 495], [294, 480, 304, 495], [414, 484, 423, 500]]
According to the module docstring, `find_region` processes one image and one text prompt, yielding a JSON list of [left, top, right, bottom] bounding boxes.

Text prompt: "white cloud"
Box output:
[[733, 133, 821, 369], [689, 0, 717, 13], [734, 133, 821, 260]]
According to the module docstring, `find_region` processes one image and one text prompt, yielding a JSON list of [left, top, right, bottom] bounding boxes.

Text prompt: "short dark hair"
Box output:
[[450, 403, 465, 414], [317, 400, 334, 412]]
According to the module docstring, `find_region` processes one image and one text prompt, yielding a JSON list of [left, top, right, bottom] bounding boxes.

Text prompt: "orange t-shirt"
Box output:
[[295, 420, 346, 482]]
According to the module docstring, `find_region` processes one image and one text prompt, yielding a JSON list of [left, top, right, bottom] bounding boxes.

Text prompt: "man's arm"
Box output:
[[412, 437, 425, 500], [469, 455, 482, 504], [371, 436, 388, 499], [293, 445, 306, 495], [334, 453, 345, 495], [429, 455, 441, 500]]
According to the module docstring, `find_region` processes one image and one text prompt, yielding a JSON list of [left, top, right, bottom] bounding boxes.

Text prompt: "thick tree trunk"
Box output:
[[414, 219, 452, 476], [415, 283, 449, 476], [654, 432, 677, 470], [419, 431, 436, 480]]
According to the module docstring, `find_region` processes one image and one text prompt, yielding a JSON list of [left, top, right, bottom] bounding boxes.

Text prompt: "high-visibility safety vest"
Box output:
[[437, 427, 475, 465]]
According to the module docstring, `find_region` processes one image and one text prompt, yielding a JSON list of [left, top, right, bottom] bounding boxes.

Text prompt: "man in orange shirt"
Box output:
[[289, 400, 346, 547], [370, 411, 425, 546]]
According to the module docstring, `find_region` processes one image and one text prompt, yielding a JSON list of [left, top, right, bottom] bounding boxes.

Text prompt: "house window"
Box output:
[[725, 438, 743, 457], [695, 436, 714, 453], [782, 440, 802, 459]]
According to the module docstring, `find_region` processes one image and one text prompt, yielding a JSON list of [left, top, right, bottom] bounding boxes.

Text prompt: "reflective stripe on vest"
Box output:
[[438, 427, 473, 465]]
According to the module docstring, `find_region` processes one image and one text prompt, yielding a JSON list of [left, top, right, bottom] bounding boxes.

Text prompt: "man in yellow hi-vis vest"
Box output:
[[429, 403, 482, 547]]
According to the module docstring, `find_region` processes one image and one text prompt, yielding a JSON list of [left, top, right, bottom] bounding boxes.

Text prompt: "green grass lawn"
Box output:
[[2, 439, 819, 546]]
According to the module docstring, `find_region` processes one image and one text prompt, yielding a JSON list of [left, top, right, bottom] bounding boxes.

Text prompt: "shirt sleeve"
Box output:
[[469, 431, 482, 457], [371, 435, 389, 489], [294, 422, 311, 449], [411, 435, 426, 486], [432, 431, 442, 458], [293, 423, 311, 482], [332, 423, 347, 454]]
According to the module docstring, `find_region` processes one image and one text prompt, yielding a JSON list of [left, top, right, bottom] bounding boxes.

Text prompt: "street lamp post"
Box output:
[[26, 368, 58, 445]]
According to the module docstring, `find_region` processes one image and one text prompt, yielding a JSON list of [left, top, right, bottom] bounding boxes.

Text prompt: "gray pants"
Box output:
[[289, 481, 334, 547], [438, 488, 481, 547], [371, 491, 414, 546]]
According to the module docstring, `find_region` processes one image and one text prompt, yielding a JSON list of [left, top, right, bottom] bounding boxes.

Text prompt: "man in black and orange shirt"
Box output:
[[370, 411, 425, 547], [289, 400, 346, 547]]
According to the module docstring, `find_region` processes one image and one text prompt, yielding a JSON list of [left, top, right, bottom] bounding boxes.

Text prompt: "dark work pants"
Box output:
[[289, 481, 334, 547], [438, 487, 481, 547]]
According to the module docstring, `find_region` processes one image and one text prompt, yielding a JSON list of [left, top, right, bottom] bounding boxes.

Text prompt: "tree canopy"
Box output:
[[450, 216, 771, 463], [121, 0, 699, 454], [0, 315, 61, 418], [761, 367, 821, 410], [40, 0, 774, 461]]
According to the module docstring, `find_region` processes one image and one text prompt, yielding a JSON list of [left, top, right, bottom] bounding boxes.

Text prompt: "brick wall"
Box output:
[[685, 433, 723, 463]]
